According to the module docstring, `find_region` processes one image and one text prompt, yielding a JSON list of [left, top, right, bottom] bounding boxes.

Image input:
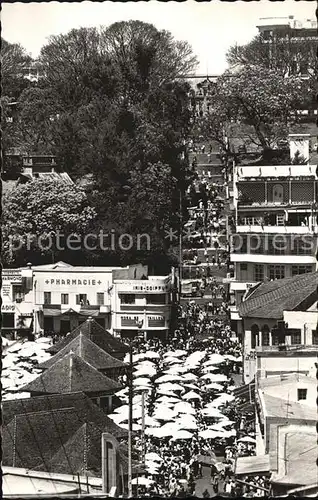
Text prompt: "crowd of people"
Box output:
[[113, 298, 270, 498]]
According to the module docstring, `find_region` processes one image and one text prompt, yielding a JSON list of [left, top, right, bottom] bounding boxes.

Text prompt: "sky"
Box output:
[[2, 0, 315, 74]]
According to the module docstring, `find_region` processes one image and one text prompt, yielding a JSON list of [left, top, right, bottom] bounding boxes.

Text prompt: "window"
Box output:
[[61, 293, 69, 305], [12, 285, 24, 302], [2, 313, 15, 328], [272, 184, 284, 203], [44, 292, 51, 305], [240, 263, 248, 271], [291, 265, 313, 276], [272, 332, 280, 346], [297, 388, 307, 401], [261, 325, 270, 346], [312, 330, 318, 345], [251, 324, 259, 349], [270, 237, 286, 255], [269, 265, 285, 280], [120, 294, 135, 305], [290, 329, 301, 345], [254, 264, 264, 282], [76, 294, 87, 305], [146, 294, 166, 305], [97, 292, 104, 305], [291, 238, 312, 256]]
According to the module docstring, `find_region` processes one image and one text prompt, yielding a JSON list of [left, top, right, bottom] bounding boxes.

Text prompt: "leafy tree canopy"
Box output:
[[197, 66, 305, 153], [2, 179, 97, 267]]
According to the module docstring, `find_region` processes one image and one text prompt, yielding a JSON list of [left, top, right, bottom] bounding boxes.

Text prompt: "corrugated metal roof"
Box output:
[[235, 454, 270, 476]]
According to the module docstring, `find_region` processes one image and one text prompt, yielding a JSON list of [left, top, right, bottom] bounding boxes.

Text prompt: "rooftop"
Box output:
[[21, 352, 122, 395], [3, 401, 126, 473], [47, 318, 129, 357], [239, 271, 318, 319], [2, 391, 126, 437], [39, 333, 127, 372], [260, 392, 317, 421]]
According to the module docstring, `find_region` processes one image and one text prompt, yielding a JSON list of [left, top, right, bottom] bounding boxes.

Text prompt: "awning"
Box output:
[[235, 455, 270, 476], [43, 307, 61, 317], [79, 308, 100, 317]]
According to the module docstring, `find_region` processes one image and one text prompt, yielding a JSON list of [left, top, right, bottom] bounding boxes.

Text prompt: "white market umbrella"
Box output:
[[157, 388, 179, 397], [134, 367, 157, 377], [163, 357, 183, 364], [137, 416, 161, 427], [139, 351, 160, 360], [155, 374, 184, 384], [164, 366, 190, 374], [174, 402, 196, 415], [198, 429, 220, 439], [152, 408, 178, 421], [158, 382, 184, 392], [202, 365, 220, 373], [200, 407, 224, 418], [206, 353, 226, 365], [171, 430, 193, 441], [183, 383, 200, 391], [175, 414, 197, 430], [237, 436, 256, 444], [155, 395, 180, 404], [224, 354, 239, 362], [182, 372, 198, 381], [134, 377, 151, 386], [203, 373, 228, 382], [205, 383, 224, 391], [163, 350, 187, 358], [183, 390, 201, 401], [131, 477, 154, 486], [145, 452, 163, 462]]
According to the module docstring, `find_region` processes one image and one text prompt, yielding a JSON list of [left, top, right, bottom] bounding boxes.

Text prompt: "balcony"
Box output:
[[236, 225, 318, 234], [255, 344, 317, 354], [230, 254, 316, 264]]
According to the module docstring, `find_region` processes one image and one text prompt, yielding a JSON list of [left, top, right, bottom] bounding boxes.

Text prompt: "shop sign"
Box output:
[[2, 304, 15, 312], [44, 278, 103, 286]]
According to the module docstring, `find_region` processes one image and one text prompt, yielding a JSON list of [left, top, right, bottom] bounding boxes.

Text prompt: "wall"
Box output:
[[260, 378, 316, 407], [34, 270, 113, 307], [258, 354, 317, 379], [112, 278, 171, 337]]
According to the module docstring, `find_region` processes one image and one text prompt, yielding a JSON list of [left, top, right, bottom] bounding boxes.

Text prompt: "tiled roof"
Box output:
[[47, 319, 129, 358], [21, 352, 122, 395], [239, 272, 318, 319], [3, 408, 127, 473], [45, 422, 106, 476], [2, 392, 126, 438], [39, 333, 127, 372]]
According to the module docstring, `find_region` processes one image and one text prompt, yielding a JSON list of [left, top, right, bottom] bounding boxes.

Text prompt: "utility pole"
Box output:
[[141, 390, 146, 468], [179, 188, 183, 297], [128, 340, 133, 498]]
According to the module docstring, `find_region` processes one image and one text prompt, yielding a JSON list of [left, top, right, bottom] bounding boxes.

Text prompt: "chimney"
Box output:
[[289, 134, 310, 164]]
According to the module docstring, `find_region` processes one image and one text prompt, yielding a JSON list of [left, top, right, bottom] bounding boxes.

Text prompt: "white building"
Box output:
[[237, 271, 318, 384], [229, 135, 318, 332], [1, 262, 173, 340]]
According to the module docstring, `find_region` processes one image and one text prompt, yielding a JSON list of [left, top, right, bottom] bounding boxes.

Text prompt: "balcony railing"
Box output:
[[255, 344, 317, 353]]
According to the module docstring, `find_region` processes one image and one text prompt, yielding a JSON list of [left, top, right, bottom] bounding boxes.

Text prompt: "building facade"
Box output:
[[229, 137, 318, 332], [2, 262, 173, 340], [237, 271, 318, 384]]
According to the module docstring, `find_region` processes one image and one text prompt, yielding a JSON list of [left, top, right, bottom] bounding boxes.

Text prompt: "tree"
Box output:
[[31, 22, 197, 269], [1, 38, 33, 99], [199, 66, 305, 153], [226, 32, 317, 79], [2, 179, 97, 267]]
